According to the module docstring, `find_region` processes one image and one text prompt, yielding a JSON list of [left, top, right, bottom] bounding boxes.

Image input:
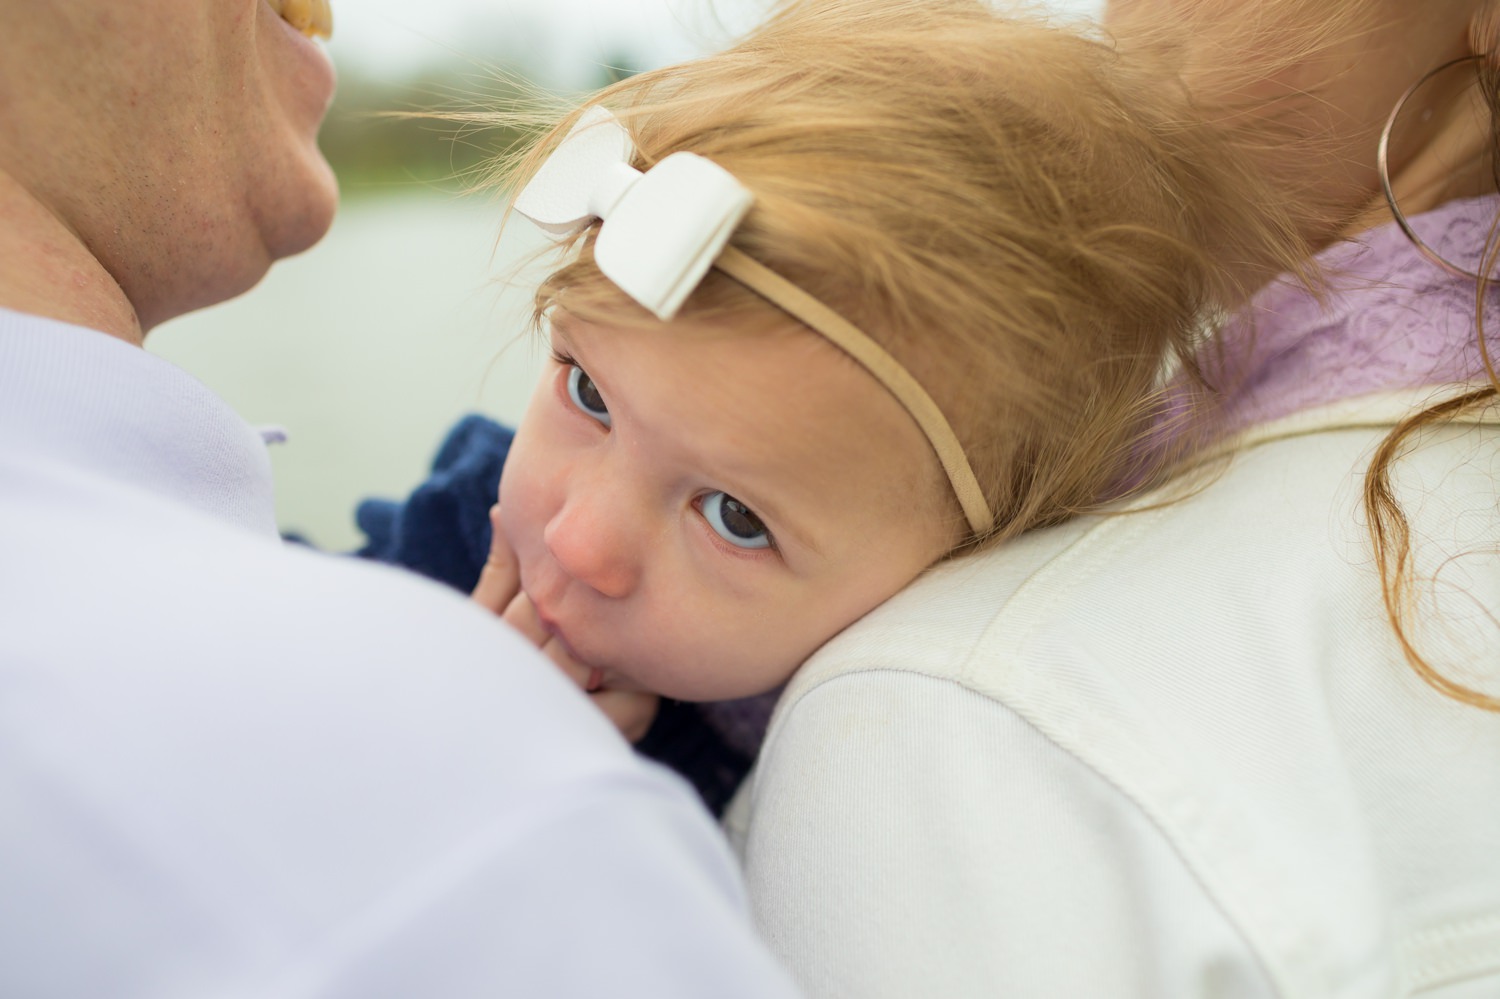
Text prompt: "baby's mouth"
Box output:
[[267, 0, 332, 39]]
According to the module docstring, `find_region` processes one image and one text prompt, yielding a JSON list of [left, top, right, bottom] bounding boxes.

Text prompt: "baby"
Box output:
[[433, 0, 1302, 758]]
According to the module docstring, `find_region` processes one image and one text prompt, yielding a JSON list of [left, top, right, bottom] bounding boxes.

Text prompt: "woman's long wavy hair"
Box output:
[[1366, 9, 1500, 711]]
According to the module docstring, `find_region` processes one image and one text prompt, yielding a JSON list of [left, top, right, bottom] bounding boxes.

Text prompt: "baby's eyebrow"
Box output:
[[689, 413, 829, 562], [710, 473, 823, 561], [547, 315, 580, 352]]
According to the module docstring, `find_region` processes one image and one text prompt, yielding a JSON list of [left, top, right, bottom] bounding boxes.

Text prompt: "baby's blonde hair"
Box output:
[[494, 0, 1309, 549]]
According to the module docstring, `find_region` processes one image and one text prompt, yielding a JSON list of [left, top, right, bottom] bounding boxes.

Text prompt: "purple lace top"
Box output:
[[1207, 193, 1500, 435]]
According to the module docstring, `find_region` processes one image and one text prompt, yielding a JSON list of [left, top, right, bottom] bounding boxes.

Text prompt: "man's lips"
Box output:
[[266, 0, 332, 39]]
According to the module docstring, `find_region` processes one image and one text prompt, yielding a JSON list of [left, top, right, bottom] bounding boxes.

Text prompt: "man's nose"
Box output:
[[542, 484, 643, 600]]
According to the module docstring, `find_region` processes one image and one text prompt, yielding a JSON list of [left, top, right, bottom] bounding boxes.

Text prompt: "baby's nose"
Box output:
[[542, 495, 641, 599]]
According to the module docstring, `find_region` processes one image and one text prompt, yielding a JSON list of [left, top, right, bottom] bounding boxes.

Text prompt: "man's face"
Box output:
[[0, 0, 339, 328]]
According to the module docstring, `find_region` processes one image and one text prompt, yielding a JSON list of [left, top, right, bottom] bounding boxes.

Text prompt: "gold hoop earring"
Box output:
[[1377, 53, 1491, 281]]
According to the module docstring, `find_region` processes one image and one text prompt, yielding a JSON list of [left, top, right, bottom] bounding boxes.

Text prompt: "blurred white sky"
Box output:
[[332, 0, 1105, 86]]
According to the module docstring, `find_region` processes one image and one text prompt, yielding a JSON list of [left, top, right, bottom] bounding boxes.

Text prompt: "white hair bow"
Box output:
[[513, 105, 754, 321]]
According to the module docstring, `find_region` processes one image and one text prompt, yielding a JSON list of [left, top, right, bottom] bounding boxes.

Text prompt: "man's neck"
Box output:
[[0, 170, 142, 346]]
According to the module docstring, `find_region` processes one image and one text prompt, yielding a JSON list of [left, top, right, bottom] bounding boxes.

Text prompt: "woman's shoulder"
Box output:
[[749, 392, 1500, 997]]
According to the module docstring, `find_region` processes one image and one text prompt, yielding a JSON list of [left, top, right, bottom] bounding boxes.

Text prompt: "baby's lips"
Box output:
[[585, 667, 606, 692]]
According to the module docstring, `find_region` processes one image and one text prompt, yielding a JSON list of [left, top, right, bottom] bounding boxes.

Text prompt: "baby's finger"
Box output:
[[539, 634, 602, 689], [471, 504, 519, 613], [591, 689, 660, 743], [501, 590, 550, 648]]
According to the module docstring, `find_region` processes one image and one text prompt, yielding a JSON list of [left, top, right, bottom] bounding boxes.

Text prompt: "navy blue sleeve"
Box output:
[[355, 415, 513, 593], [354, 414, 754, 815]]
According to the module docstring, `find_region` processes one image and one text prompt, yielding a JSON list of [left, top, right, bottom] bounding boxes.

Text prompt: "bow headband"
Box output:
[[513, 105, 994, 537]]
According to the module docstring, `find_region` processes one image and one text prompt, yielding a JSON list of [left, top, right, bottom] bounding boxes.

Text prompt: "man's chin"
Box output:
[[264, 154, 340, 262], [134, 158, 337, 335]]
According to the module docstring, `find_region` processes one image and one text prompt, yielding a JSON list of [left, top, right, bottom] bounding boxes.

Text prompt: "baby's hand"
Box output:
[[472, 505, 660, 742]]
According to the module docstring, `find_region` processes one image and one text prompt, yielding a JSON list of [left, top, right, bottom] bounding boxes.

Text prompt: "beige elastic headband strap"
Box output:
[[714, 246, 994, 536]]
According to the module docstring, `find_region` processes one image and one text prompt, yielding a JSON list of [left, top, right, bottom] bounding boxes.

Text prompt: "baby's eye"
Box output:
[[701, 492, 772, 550], [566, 364, 611, 427]]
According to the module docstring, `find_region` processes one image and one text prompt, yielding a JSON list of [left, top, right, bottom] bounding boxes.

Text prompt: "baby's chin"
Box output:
[[612, 655, 801, 704]]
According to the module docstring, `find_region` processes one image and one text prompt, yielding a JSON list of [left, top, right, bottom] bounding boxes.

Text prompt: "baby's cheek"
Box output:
[[636, 627, 796, 703], [497, 446, 550, 555], [711, 621, 822, 699]]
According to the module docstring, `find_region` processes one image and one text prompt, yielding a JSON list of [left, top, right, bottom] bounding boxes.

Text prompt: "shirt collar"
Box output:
[[0, 307, 278, 536]]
